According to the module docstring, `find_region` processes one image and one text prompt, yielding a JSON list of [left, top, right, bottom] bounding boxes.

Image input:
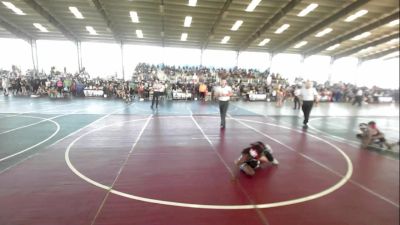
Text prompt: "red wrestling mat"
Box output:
[[0, 115, 398, 225]]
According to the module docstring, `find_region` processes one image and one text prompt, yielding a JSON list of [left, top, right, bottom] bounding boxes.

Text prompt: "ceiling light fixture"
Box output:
[[351, 32, 371, 41], [33, 23, 48, 32], [221, 36, 230, 44], [297, 3, 318, 17], [315, 28, 333, 37], [136, 29, 143, 38], [184, 16, 192, 27], [381, 51, 399, 59], [387, 19, 399, 27], [181, 33, 188, 41], [188, 0, 197, 7], [86, 26, 97, 35], [231, 20, 243, 31], [387, 38, 399, 44], [275, 24, 290, 34], [130, 11, 139, 23], [258, 38, 270, 46], [294, 41, 307, 48], [245, 0, 262, 12], [69, 6, 84, 19], [2, 1, 25, 15], [344, 9, 368, 22], [358, 47, 374, 53], [326, 44, 340, 51]]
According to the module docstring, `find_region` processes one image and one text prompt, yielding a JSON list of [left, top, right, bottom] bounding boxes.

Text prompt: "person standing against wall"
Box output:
[[293, 85, 301, 110], [151, 79, 162, 109], [199, 82, 208, 101], [214, 79, 232, 129], [352, 88, 363, 107], [299, 81, 319, 129], [2, 76, 10, 96]]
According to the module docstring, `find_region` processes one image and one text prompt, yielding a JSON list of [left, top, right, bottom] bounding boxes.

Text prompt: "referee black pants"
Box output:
[[151, 92, 160, 108], [301, 101, 314, 125], [219, 100, 229, 127], [294, 96, 300, 109], [352, 96, 362, 107]]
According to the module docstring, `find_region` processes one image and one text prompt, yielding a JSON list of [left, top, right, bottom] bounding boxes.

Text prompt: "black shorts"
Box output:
[[245, 159, 260, 169]]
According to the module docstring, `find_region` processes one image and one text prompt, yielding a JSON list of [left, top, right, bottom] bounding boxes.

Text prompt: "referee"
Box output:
[[214, 79, 232, 129], [299, 81, 319, 128]]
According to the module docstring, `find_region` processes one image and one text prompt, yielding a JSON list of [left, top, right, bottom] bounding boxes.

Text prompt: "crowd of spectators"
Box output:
[[1, 63, 398, 104]]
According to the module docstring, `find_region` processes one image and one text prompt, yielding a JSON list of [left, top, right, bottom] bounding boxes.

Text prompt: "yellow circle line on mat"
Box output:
[[65, 116, 353, 210]]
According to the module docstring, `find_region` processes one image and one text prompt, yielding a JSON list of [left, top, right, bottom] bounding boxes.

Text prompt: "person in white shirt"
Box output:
[[214, 79, 232, 129], [299, 81, 318, 128], [352, 88, 363, 107], [151, 79, 163, 109], [293, 86, 301, 110], [2, 76, 9, 96]]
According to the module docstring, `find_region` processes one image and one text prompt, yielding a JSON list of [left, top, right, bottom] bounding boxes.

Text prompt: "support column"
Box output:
[[235, 51, 239, 68], [30, 39, 39, 73], [120, 41, 125, 80], [268, 53, 274, 73], [265, 53, 274, 85], [76, 41, 83, 72], [200, 48, 204, 66], [300, 55, 305, 63], [299, 54, 305, 79], [355, 58, 363, 86], [357, 58, 363, 66], [328, 57, 335, 83]]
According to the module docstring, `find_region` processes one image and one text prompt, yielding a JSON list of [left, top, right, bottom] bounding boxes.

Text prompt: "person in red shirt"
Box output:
[[234, 141, 279, 176]]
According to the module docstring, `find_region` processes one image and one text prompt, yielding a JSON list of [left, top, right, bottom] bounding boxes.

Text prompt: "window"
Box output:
[[0, 38, 32, 73], [270, 53, 302, 81], [303, 55, 331, 83], [202, 50, 236, 68], [357, 58, 399, 88], [331, 57, 358, 84], [81, 42, 122, 78], [37, 40, 78, 74], [164, 47, 200, 66], [238, 52, 269, 71]]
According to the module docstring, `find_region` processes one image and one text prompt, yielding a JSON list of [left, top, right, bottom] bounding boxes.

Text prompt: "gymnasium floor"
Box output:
[[0, 96, 398, 225]]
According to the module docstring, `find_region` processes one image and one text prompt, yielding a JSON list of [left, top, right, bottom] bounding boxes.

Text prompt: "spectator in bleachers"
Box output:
[[0, 62, 397, 104]]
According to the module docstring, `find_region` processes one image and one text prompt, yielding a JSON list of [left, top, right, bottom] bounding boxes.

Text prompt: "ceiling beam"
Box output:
[[333, 32, 399, 59], [22, 0, 78, 42], [201, 0, 233, 50], [360, 47, 399, 61], [238, 0, 302, 51], [271, 0, 370, 54], [91, 0, 120, 42], [0, 14, 34, 42], [304, 10, 399, 57]]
